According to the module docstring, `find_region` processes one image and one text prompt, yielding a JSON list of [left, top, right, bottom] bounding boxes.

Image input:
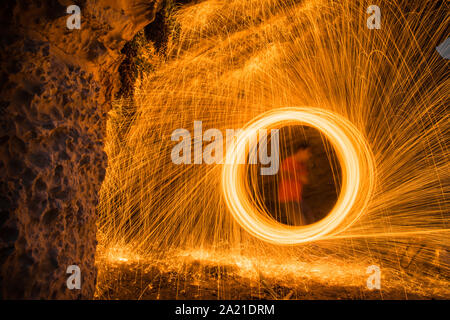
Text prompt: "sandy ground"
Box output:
[[95, 258, 449, 300]]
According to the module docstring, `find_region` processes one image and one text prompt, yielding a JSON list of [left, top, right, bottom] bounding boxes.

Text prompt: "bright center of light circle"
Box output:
[[221, 107, 375, 244]]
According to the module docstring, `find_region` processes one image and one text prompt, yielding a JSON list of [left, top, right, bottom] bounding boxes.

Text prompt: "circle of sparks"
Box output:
[[222, 107, 375, 244]]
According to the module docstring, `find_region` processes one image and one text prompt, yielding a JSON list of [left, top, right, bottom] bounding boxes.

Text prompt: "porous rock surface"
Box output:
[[0, 0, 162, 299]]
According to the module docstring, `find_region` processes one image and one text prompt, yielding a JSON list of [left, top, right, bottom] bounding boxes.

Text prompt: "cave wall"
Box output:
[[0, 0, 162, 299]]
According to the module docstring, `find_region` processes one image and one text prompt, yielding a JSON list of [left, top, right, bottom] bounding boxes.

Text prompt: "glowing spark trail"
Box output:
[[222, 107, 375, 244]]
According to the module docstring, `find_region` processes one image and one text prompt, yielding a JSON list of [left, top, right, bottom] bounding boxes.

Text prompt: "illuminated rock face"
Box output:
[[0, 0, 162, 299]]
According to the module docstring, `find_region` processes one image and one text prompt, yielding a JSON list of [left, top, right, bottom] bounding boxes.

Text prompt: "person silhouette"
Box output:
[[277, 142, 313, 225]]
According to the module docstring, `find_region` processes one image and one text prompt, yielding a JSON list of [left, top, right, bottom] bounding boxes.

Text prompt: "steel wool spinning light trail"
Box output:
[[222, 107, 375, 244]]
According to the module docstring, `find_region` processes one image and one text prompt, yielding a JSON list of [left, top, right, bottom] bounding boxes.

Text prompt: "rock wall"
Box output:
[[0, 0, 162, 299]]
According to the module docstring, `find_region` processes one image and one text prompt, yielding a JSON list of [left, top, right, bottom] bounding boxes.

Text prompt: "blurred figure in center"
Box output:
[[277, 142, 313, 225]]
